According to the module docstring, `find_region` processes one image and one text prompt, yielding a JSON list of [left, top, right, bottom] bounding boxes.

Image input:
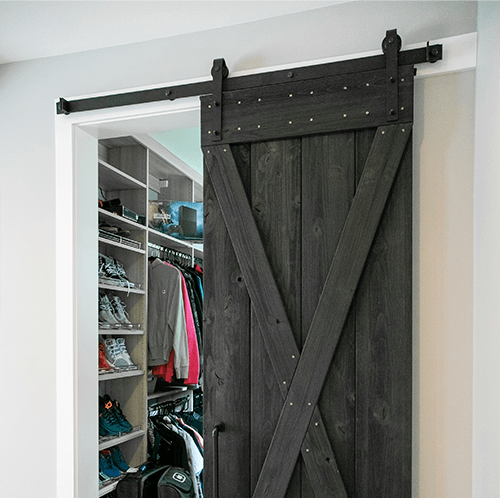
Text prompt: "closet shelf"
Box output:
[[147, 386, 188, 401], [99, 208, 146, 231], [98, 327, 144, 336], [148, 227, 200, 250], [98, 282, 146, 295], [148, 228, 204, 260], [99, 236, 145, 254], [99, 369, 144, 381], [99, 159, 147, 191], [99, 427, 145, 451]]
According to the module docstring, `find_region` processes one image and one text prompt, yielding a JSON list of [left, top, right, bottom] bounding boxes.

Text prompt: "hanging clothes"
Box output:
[[148, 258, 189, 379], [149, 258, 201, 385], [182, 267, 203, 356], [149, 414, 204, 498], [165, 261, 199, 385]]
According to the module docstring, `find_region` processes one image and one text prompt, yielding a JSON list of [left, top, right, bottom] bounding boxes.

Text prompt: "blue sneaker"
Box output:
[[99, 450, 121, 478], [110, 446, 129, 472], [99, 396, 125, 436], [103, 394, 133, 433]]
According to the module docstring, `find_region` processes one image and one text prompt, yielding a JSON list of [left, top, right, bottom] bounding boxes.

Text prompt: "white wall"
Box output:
[[0, 2, 482, 497], [473, 2, 500, 497]]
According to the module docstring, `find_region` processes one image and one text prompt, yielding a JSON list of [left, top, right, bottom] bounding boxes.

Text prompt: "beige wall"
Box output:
[[414, 70, 475, 497]]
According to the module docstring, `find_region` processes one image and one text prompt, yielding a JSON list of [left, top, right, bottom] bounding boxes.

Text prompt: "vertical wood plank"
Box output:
[[302, 132, 356, 497], [355, 129, 412, 497], [250, 139, 302, 497], [204, 146, 252, 498]]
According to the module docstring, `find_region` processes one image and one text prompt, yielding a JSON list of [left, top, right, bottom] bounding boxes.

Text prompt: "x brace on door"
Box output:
[[203, 123, 412, 498], [204, 144, 347, 498]]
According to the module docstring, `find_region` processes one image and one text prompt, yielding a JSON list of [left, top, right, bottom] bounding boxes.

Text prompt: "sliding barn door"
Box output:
[[202, 32, 412, 498]]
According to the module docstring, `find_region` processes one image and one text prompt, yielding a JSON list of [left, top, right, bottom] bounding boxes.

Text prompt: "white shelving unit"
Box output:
[[97, 134, 202, 497]]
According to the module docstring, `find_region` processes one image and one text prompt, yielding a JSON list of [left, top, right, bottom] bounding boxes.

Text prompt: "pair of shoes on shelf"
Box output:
[[98, 253, 134, 288], [99, 395, 133, 436], [102, 337, 137, 370], [99, 293, 133, 329], [99, 446, 129, 478]]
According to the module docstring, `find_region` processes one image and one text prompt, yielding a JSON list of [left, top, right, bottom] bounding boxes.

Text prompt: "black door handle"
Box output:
[[212, 423, 225, 497]]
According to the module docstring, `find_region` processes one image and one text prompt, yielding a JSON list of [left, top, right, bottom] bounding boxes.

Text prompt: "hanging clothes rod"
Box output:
[[148, 394, 192, 417], [148, 242, 203, 267]]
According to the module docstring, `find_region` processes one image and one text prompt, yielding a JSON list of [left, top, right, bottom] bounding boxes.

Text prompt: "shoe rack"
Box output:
[[97, 134, 202, 497]]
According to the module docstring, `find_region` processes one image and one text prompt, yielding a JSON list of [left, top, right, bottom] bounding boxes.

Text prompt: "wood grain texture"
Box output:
[[204, 144, 348, 498], [301, 132, 356, 497], [252, 124, 412, 498], [250, 140, 302, 497], [201, 65, 414, 146], [203, 148, 252, 498], [354, 129, 412, 497], [204, 144, 298, 388]]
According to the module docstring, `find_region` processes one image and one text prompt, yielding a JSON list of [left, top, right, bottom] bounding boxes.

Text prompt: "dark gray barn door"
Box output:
[[202, 32, 413, 498]]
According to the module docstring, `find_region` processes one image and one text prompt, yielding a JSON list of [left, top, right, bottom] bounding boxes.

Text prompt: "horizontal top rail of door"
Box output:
[[56, 35, 442, 115]]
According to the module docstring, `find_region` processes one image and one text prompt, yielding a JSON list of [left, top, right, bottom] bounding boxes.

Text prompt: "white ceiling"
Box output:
[[0, 0, 348, 65]]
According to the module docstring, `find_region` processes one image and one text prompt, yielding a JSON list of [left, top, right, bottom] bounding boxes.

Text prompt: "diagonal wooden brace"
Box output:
[[251, 123, 412, 498], [204, 145, 348, 498]]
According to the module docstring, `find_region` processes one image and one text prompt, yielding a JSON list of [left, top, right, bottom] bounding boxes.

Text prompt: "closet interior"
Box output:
[[96, 134, 203, 497]]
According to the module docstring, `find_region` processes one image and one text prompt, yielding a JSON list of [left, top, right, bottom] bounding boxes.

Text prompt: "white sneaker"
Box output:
[[115, 338, 136, 369], [99, 294, 120, 328], [104, 338, 130, 368]]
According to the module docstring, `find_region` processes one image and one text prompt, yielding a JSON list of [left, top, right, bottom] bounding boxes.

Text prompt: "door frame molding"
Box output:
[[54, 31, 475, 497]]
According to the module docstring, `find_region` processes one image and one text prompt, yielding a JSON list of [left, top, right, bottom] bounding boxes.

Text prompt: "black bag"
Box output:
[[157, 466, 195, 498], [116, 463, 168, 498]]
